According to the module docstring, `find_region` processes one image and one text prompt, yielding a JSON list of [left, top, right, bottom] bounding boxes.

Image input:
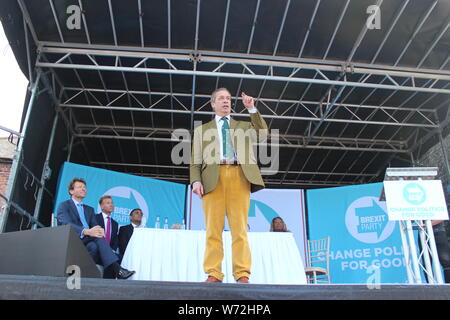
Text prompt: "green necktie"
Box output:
[[221, 117, 234, 159]]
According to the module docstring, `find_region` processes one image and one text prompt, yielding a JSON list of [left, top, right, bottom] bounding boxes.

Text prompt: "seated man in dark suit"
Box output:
[[118, 208, 144, 262], [56, 178, 135, 279], [95, 195, 119, 278]]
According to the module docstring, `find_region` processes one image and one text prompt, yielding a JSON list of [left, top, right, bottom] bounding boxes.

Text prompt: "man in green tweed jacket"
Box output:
[[190, 88, 268, 284]]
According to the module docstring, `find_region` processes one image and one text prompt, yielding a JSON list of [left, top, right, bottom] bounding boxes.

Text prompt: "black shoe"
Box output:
[[117, 267, 135, 280]]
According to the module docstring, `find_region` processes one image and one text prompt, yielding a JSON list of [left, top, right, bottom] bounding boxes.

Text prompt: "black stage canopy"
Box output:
[[0, 0, 449, 230]]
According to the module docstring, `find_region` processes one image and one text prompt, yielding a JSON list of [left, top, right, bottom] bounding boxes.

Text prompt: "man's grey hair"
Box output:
[[210, 87, 231, 104]]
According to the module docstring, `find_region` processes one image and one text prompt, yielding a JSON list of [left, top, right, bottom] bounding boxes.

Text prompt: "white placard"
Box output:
[[384, 180, 449, 221]]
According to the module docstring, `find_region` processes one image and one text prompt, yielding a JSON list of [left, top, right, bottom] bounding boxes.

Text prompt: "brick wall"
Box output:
[[0, 161, 12, 210], [0, 137, 16, 211]]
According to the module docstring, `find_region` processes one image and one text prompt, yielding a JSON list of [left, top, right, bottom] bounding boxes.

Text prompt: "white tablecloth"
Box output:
[[121, 229, 307, 284]]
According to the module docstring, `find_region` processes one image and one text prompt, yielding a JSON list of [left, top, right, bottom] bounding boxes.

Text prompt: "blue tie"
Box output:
[[76, 203, 89, 230]]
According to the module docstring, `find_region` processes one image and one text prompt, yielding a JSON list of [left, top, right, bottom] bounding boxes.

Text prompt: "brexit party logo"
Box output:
[[97, 186, 149, 226], [345, 196, 395, 244], [402, 183, 426, 206]]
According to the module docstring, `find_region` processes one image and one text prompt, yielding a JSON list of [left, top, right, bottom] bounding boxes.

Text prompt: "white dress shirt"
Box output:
[[131, 222, 145, 228], [215, 108, 258, 162]]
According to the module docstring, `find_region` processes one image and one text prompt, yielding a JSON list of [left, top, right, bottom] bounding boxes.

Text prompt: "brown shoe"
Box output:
[[205, 276, 222, 283], [236, 276, 249, 283]]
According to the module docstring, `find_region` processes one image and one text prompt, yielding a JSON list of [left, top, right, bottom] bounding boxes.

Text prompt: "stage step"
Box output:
[[0, 274, 449, 300]]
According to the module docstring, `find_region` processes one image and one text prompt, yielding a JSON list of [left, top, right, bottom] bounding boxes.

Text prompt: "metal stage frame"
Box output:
[[0, 0, 449, 232]]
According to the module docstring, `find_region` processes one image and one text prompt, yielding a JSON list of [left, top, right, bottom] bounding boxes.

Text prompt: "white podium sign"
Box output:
[[384, 180, 449, 221]]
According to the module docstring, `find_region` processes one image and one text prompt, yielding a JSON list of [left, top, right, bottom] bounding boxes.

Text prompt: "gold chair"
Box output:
[[305, 236, 330, 284]]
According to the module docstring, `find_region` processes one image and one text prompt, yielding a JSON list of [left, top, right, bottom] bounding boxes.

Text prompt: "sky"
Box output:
[[0, 22, 28, 137]]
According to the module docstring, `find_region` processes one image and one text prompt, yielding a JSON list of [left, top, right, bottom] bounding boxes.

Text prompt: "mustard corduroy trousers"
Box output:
[[202, 165, 251, 281]]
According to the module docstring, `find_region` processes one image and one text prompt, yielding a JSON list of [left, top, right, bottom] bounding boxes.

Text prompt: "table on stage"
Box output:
[[121, 228, 307, 284]]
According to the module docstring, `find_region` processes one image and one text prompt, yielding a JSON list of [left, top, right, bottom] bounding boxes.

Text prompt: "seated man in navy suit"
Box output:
[[95, 195, 119, 279], [118, 208, 144, 262], [56, 178, 134, 280]]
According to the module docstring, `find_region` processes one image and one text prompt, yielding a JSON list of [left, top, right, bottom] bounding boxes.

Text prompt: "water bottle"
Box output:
[[154, 216, 160, 229], [163, 217, 169, 229], [181, 219, 186, 230]]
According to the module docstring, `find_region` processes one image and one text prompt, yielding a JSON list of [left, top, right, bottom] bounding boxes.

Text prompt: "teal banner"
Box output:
[[54, 162, 186, 228], [307, 183, 408, 284]]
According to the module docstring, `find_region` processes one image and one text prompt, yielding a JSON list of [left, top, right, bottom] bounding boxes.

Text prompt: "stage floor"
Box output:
[[0, 274, 449, 300]]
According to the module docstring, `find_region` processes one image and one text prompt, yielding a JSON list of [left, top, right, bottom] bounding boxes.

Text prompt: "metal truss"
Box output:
[[59, 87, 439, 129], [303, 0, 450, 186], [90, 161, 376, 177], [37, 45, 450, 96], [88, 161, 356, 187], [74, 123, 408, 153], [36, 44, 448, 184], [14, 0, 450, 189]]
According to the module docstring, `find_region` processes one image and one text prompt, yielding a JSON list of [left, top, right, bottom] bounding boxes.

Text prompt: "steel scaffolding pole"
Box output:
[[67, 136, 74, 162], [425, 219, 445, 284], [405, 220, 423, 283], [0, 71, 41, 233], [31, 113, 59, 229], [398, 221, 415, 283], [417, 220, 434, 282]]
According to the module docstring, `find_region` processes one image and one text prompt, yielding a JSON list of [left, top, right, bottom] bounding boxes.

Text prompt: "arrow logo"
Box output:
[[112, 189, 139, 213], [355, 200, 388, 239], [99, 186, 149, 226], [249, 200, 279, 224]]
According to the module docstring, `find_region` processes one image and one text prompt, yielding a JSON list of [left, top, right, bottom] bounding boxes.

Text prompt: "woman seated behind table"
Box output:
[[270, 217, 291, 232]]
